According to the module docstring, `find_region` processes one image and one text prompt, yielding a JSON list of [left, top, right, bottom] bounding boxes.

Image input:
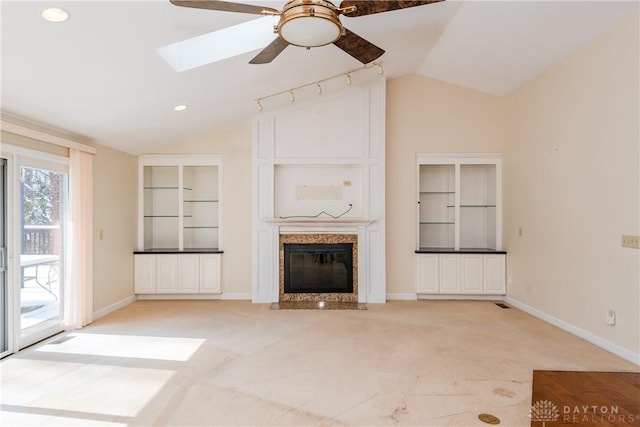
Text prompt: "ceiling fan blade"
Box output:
[[333, 29, 385, 64], [339, 0, 443, 18], [249, 37, 289, 64], [169, 0, 279, 15]]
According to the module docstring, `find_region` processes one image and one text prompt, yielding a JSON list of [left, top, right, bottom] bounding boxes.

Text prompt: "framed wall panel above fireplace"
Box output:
[[274, 164, 363, 219]]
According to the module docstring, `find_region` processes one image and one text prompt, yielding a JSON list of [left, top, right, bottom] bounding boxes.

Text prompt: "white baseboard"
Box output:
[[136, 294, 222, 300], [504, 296, 640, 366], [93, 295, 136, 320], [418, 294, 505, 301], [386, 293, 418, 301], [135, 293, 252, 301], [221, 293, 251, 300]]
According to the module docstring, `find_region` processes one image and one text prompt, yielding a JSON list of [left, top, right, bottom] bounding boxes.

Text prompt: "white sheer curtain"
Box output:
[[66, 149, 94, 329]]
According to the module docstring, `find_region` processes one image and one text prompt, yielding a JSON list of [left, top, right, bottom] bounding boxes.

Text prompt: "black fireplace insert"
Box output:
[[284, 243, 353, 293]]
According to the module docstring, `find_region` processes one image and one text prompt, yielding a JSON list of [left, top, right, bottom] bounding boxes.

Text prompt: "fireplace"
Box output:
[[280, 233, 358, 303], [284, 243, 353, 294]]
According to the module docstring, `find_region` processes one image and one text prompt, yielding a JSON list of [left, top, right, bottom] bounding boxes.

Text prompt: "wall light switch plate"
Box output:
[[621, 235, 640, 249], [606, 309, 616, 326]]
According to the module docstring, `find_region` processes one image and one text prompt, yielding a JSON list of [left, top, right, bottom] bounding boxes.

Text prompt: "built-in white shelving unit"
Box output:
[[415, 154, 505, 296], [135, 154, 223, 296]]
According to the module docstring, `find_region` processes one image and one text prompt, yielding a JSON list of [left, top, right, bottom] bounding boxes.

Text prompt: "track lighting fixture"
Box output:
[[254, 61, 384, 111]]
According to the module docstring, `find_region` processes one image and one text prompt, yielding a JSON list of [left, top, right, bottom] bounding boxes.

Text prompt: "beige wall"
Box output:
[[156, 123, 253, 296], [385, 74, 504, 295], [92, 144, 138, 312], [503, 12, 639, 356]]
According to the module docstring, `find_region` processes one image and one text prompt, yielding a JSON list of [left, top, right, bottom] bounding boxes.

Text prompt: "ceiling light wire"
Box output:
[[254, 61, 384, 111]]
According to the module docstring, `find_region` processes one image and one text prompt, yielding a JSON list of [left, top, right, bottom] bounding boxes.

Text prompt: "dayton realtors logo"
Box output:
[[530, 400, 560, 426], [531, 400, 639, 425]]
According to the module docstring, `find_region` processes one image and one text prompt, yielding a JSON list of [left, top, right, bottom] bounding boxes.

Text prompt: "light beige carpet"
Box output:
[[1, 300, 637, 426]]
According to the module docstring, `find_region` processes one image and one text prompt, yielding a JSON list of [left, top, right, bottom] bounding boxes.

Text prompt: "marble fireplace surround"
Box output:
[[279, 233, 358, 303]]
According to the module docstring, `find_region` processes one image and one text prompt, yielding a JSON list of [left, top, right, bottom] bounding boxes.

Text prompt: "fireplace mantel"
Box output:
[[263, 218, 376, 228]]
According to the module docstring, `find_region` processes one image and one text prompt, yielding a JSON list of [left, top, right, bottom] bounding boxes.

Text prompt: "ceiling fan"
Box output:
[[168, 0, 443, 65]]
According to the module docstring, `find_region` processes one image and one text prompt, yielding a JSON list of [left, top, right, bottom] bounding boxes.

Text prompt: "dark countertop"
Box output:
[[134, 248, 224, 254], [415, 248, 507, 254]]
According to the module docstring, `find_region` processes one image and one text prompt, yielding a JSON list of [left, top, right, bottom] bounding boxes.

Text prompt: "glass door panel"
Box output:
[[143, 166, 179, 250], [0, 158, 7, 355], [19, 166, 67, 343], [419, 164, 455, 249], [459, 164, 497, 250], [183, 166, 219, 250]]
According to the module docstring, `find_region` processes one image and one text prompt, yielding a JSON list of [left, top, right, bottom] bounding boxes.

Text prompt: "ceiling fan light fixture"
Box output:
[[277, 0, 343, 48]]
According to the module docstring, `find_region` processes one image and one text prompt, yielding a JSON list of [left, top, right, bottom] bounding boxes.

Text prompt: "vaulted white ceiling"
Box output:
[[1, 1, 637, 155]]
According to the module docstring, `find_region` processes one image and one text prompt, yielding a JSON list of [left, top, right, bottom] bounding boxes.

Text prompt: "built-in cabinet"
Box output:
[[416, 154, 505, 296], [135, 155, 223, 296], [134, 253, 221, 294], [416, 253, 506, 295]]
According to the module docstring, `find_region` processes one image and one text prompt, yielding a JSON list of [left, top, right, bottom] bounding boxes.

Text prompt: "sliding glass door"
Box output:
[[19, 165, 67, 347], [0, 146, 71, 356], [0, 158, 7, 355]]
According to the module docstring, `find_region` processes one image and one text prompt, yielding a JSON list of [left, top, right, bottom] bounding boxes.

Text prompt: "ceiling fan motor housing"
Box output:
[[276, 0, 344, 48]]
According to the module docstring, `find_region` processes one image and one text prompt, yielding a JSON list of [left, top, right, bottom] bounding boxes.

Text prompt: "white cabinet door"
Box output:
[[461, 255, 483, 294], [178, 254, 200, 293], [484, 255, 506, 294], [439, 255, 460, 293], [417, 254, 439, 293], [134, 255, 156, 294], [416, 253, 506, 296], [156, 255, 178, 293], [200, 254, 221, 294]]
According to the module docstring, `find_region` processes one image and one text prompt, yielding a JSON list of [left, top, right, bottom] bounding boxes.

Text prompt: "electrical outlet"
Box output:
[[606, 309, 616, 326], [621, 235, 640, 249]]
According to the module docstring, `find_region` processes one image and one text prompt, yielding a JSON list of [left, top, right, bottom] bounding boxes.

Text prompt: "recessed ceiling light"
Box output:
[[41, 8, 69, 23], [173, 105, 188, 112]]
